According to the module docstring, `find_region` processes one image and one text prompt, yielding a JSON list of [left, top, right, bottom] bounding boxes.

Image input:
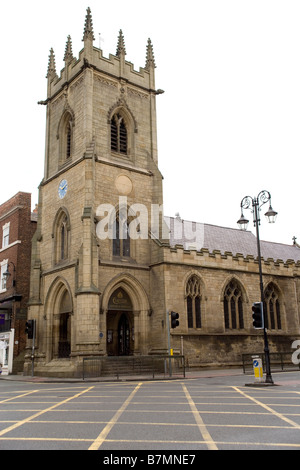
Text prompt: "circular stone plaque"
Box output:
[[115, 175, 133, 195]]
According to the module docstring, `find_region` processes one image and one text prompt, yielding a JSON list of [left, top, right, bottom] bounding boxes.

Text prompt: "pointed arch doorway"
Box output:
[[107, 288, 133, 356], [45, 280, 73, 361], [57, 289, 72, 358]]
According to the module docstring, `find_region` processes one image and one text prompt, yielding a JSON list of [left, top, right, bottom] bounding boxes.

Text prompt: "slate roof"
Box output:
[[164, 216, 300, 263]]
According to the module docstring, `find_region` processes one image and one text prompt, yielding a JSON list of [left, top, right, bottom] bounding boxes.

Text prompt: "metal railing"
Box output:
[[82, 355, 185, 381], [242, 352, 300, 374]]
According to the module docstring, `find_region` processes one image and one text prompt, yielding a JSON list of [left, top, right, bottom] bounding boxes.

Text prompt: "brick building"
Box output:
[[0, 192, 37, 374], [25, 8, 300, 377]]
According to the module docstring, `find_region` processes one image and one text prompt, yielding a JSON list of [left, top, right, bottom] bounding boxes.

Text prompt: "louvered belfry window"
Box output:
[[111, 113, 127, 154], [66, 122, 72, 159]]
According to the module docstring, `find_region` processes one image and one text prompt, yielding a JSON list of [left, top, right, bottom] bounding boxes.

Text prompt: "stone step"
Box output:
[[99, 356, 168, 377]]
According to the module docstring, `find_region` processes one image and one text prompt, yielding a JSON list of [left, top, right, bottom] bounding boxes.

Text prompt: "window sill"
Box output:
[[0, 240, 21, 253], [111, 151, 131, 163], [100, 258, 149, 271], [58, 158, 73, 171]]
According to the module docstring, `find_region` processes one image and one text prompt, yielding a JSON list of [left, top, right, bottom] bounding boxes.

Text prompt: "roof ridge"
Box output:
[[165, 215, 252, 234], [260, 239, 299, 248]]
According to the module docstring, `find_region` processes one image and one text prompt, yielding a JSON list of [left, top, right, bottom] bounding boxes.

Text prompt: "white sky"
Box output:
[[1, 0, 299, 245]]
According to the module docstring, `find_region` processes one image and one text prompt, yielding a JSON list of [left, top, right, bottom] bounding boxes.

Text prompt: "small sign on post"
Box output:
[[252, 355, 263, 383]]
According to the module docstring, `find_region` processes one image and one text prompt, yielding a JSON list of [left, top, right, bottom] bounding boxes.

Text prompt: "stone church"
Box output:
[[25, 7, 300, 376]]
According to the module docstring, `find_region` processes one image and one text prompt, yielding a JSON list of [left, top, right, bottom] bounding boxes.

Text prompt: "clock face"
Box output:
[[58, 179, 68, 199]]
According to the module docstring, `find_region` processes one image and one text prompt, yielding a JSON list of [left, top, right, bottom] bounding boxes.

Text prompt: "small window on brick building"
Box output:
[[2, 224, 9, 248], [0, 261, 8, 292]]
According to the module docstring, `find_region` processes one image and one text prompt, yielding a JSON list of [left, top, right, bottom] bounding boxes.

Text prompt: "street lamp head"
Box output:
[[264, 204, 278, 224], [2, 267, 10, 290], [3, 268, 11, 280], [2, 262, 16, 289], [237, 212, 249, 231]]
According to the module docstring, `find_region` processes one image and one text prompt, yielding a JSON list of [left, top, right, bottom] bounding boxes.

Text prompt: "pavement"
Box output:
[[0, 367, 245, 383]]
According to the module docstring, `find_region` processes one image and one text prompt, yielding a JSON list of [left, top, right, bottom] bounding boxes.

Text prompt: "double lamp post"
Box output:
[[237, 190, 278, 384]]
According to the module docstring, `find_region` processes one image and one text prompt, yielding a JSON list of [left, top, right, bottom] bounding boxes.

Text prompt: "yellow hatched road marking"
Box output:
[[89, 382, 142, 450], [103, 438, 300, 449], [0, 436, 300, 449], [0, 390, 39, 404], [232, 386, 300, 428], [181, 383, 218, 450], [0, 386, 94, 438]]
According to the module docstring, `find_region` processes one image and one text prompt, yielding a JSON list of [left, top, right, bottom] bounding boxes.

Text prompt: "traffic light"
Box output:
[[252, 302, 264, 329], [25, 320, 35, 339], [170, 311, 179, 329]]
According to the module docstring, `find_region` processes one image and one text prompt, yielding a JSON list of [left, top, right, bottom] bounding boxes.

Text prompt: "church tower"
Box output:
[[26, 7, 166, 376]]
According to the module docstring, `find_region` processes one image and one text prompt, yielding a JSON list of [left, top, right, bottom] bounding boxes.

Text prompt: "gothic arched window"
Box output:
[[66, 121, 72, 159], [185, 275, 202, 329], [223, 279, 244, 329], [53, 210, 70, 264], [58, 111, 74, 165], [264, 283, 282, 330], [111, 113, 127, 155], [60, 216, 68, 260], [112, 213, 130, 258]]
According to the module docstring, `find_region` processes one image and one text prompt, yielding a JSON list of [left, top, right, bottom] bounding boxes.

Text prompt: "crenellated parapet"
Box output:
[[45, 7, 157, 100], [160, 216, 300, 278], [40, 6, 163, 178], [161, 242, 300, 278]]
